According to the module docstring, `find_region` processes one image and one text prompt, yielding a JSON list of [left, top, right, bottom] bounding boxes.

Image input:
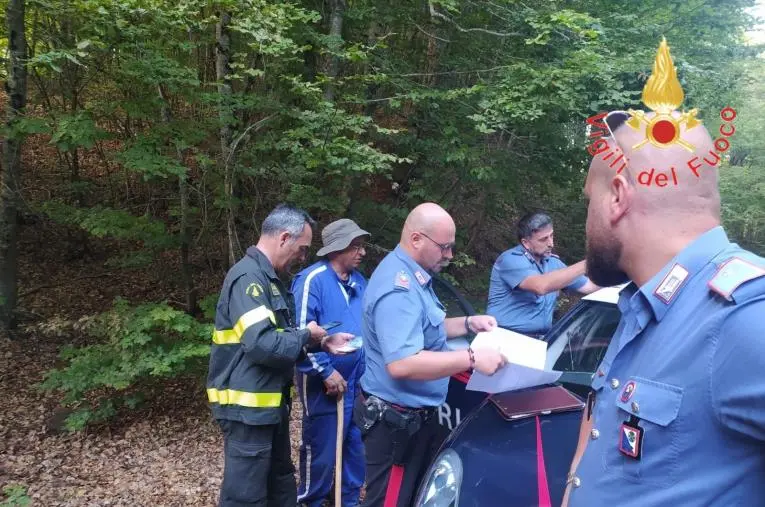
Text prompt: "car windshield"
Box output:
[[431, 275, 474, 318], [544, 301, 621, 376]]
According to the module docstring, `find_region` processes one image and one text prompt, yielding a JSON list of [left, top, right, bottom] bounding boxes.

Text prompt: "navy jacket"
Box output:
[[207, 246, 310, 425]]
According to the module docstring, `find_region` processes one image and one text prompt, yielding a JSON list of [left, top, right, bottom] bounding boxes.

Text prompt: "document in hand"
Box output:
[[465, 328, 562, 393]]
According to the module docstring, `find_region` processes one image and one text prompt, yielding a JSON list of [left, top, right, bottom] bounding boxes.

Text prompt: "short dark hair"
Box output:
[[517, 212, 553, 242], [261, 204, 316, 240]]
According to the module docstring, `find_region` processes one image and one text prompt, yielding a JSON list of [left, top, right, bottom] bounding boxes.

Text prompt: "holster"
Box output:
[[354, 394, 385, 436], [355, 393, 432, 465]]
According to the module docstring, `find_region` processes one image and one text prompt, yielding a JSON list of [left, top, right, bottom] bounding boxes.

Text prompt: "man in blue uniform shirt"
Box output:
[[487, 212, 599, 337], [356, 202, 507, 507], [292, 219, 369, 507], [563, 41, 765, 507]]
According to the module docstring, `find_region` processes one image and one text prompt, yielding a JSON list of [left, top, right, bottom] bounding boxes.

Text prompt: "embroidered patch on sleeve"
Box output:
[[394, 271, 410, 290], [246, 282, 263, 298]]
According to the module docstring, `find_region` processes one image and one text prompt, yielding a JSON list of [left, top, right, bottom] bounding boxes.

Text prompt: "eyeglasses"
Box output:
[[348, 242, 366, 253], [418, 232, 455, 253]]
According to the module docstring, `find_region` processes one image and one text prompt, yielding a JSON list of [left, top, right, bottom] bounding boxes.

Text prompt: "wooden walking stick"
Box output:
[[335, 392, 345, 506]]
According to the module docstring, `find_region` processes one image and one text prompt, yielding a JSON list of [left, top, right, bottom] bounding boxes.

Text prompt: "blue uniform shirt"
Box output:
[[292, 260, 366, 416], [360, 245, 448, 408], [569, 226, 765, 506], [487, 245, 587, 334]]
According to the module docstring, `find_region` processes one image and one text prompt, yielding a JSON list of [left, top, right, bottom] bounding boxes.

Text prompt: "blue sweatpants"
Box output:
[[297, 409, 365, 507]]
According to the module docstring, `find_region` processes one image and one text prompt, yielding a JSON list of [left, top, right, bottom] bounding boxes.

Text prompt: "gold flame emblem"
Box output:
[[627, 37, 701, 152]]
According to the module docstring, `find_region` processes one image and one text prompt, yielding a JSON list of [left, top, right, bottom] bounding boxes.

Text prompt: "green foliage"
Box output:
[[1, 485, 30, 507], [1, 117, 51, 140], [41, 201, 177, 250], [40, 299, 212, 430], [118, 137, 189, 180], [718, 58, 765, 256], [50, 112, 110, 152], [199, 293, 221, 322], [10, 0, 764, 434]]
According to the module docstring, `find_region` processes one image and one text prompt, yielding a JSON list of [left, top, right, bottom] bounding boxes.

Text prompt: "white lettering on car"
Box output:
[[438, 403, 462, 431]]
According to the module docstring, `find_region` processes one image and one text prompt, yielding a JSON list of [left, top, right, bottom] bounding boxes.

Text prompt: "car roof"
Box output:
[[581, 283, 627, 304]]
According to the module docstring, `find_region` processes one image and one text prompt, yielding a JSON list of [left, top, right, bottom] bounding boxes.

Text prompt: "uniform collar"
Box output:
[[247, 246, 278, 280], [620, 226, 730, 324], [510, 244, 549, 266], [394, 245, 432, 286]]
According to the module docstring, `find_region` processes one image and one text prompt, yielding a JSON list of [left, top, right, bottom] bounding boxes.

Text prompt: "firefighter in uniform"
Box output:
[[564, 40, 765, 506], [207, 204, 352, 507], [354, 202, 506, 507]]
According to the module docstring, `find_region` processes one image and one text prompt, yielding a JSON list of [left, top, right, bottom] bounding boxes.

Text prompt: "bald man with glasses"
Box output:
[[355, 202, 506, 506]]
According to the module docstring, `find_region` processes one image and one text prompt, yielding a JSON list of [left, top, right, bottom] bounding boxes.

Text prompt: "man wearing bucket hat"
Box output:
[[292, 218, 370, 507]]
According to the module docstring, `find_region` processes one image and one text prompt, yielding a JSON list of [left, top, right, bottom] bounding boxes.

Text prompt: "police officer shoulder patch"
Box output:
[[709, 257, 765, 301], [394, 271, 410, 290]]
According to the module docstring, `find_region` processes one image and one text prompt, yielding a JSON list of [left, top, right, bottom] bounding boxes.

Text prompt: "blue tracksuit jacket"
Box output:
[[292, 260, 366, 507]]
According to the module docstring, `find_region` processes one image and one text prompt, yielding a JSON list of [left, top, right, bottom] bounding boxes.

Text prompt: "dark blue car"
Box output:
[[422, 282, 623, 507]]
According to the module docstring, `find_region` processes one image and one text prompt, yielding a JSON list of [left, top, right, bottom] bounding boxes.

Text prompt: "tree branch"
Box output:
[[19, 273, 113, 299], [414, 24, 451, 43], [428, 2, 524, 37]]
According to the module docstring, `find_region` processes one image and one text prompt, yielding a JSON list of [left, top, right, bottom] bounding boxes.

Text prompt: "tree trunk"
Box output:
[[346, 21, 379, 215], [0, 0, 28, 330], [362, 21, 380, 117], [216, 10, 238, 267], [158, 85, 198, 315], [323, 0, 346, 102]]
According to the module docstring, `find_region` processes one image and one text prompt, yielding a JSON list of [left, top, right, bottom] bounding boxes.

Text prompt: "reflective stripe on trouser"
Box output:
[[297, 411, 364, 507], [218, 416, 296, 507]]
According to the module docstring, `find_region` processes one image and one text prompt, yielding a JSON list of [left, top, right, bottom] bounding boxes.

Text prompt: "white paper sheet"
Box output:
[[465, 328, 562, 393]]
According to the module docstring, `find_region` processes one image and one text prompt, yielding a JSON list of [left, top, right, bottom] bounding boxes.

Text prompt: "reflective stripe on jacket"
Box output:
[[207, 246, 311, 425]]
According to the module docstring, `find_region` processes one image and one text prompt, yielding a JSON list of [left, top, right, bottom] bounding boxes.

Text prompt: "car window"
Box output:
[[431, 276, 474, 318], [545, 301, 621, 374]]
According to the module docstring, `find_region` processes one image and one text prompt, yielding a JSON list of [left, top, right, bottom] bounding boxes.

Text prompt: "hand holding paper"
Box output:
[[471, 347, 506, 375], [466, 328, 562, 393]]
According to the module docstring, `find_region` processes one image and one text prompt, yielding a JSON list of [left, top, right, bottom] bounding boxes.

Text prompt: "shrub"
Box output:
[[40, 298, 212, 430], [1, 485, 30, 507]]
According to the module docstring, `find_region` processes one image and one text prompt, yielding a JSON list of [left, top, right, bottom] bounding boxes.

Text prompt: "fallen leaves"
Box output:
[[0, 331, 314, 507]]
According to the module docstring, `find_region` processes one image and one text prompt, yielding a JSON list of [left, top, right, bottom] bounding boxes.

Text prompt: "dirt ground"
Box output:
[[0, 218, 312, 507], [0, 331, 310, 507]]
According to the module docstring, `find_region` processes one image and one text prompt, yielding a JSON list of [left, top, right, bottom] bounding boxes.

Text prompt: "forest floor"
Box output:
[[0, 333, 307, 507], [0, 220, 309, 506]]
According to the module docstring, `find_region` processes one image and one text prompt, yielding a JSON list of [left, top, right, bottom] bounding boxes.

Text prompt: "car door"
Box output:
[[431, 276, 488, 440], [544, 300, 622, 397]]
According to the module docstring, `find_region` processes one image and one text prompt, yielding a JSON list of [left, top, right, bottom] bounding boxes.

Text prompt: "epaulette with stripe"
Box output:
[[709, 257, 765, 302]]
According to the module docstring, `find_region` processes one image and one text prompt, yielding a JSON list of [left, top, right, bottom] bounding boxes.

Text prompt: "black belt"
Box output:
[[361, 389, 436, 418]]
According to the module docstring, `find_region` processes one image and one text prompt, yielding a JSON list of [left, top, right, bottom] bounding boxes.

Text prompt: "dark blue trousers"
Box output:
[[297, 409, 365, 507], [218, 415, 296, 507]]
